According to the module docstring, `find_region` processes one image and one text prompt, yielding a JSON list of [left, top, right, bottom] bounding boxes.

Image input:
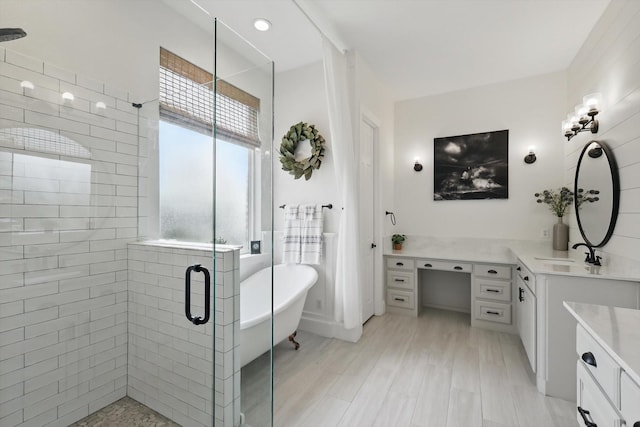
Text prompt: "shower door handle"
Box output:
[[185, 264, 211, 326]]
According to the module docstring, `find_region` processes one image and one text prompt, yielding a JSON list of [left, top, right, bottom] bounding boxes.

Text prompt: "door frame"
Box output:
[[359, 106, 384, 317]]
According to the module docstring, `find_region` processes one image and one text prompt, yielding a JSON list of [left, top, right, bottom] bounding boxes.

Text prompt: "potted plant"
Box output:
[[391, 234, 406, 251], [534, 187, 578, 250]]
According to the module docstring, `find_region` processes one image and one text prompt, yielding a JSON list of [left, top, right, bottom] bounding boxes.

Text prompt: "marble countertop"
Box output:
[[384, 236, 640, 281], [564, 301, 640, 386]]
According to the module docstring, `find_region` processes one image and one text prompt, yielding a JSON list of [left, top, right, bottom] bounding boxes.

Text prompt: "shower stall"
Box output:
[[0, 4, 275, 427]]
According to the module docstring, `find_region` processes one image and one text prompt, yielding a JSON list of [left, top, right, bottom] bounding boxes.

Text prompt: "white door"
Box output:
[[359, 119, 376, 323]]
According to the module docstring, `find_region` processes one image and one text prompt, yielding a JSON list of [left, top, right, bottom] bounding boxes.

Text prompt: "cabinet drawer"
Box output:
[[577, 361, 623, 427], [386, 270, 414, 291], [474, 300, 511, 324], [576, 324, 621, 407], [516, 260, 536, 294], [387, 289, 415, 309], [386, 257, 414, 270], [621, 371, 640, 425], [473, 264, 512, 280], [418, 259, 472, 273], [475, 278, 512, 302]]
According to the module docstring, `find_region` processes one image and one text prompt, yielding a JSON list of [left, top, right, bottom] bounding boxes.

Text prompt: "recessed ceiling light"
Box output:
[[254, 18, 271, 32]]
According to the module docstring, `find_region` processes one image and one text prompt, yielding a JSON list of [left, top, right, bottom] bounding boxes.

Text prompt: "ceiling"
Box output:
[[162, 0, 611, 101]]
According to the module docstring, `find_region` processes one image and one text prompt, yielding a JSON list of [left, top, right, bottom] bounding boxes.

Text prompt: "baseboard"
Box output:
[[298, 315, 362, 343]]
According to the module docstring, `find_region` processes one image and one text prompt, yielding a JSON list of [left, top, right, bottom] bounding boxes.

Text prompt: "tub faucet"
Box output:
[[572, 243, 601, 266]]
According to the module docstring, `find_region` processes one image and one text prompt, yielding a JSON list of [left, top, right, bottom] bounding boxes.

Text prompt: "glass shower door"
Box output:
[[137, 15, 276, 427], [213, 19, 275, 427]]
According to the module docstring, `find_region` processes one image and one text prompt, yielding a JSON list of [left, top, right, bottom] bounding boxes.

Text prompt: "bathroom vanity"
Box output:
[[384, 237, 640, 401], [386, 254, 515, 333], [565, 302, 640, 427]]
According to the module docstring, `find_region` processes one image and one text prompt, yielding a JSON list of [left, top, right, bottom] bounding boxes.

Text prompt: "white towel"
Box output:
[[282, 205, 301, 264], [301, 204, 323, 265]]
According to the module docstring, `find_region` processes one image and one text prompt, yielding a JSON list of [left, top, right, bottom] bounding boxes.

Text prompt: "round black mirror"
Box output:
[[574, 141, 619, 247]]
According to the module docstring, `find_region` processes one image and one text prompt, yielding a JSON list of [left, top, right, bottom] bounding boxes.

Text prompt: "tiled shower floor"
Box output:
[[69, 397, 180, 427]]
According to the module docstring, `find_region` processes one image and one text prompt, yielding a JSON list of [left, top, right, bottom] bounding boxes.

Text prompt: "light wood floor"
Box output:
[[242, 308, 578, 427]]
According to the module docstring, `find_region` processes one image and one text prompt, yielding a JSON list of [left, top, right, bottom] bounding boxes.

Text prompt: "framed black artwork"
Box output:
[[433, 129, 509, 200]]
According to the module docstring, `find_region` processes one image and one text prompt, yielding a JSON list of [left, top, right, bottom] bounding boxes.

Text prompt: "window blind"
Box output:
[[159, 47, 261, 147]]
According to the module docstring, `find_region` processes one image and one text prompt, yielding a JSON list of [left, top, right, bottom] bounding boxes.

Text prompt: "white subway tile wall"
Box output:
[[127, 243, 240, 427], [0, 49, 136, 427]]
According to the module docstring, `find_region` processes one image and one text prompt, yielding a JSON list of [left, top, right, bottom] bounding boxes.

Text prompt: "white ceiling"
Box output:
[[163, 0, 611, 101]]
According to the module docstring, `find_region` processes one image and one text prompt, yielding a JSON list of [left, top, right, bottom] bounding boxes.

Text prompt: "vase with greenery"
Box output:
[[391, 234, 406, 251], [534, 187, 577, 250]]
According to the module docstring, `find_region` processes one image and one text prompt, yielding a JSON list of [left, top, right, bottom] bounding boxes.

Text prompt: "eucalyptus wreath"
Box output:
[[279, 122, 325, 180]]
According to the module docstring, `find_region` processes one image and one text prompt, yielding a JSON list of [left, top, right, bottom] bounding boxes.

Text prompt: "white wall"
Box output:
[[565, 0, 640, 261], [273, 61, 338, 232], [394, 71, 567, 240]]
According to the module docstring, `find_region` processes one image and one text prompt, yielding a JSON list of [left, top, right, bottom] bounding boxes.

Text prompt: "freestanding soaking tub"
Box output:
[[239, 263, 318, 367]]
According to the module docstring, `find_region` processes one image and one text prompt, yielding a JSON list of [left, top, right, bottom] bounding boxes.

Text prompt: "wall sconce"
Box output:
[[562, 93, 601, 141], [524, 147, 536, 164], [413, 157, 423, 172]]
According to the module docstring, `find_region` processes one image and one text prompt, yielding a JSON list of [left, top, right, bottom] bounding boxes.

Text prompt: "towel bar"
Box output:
[[279, 204, 333, 210]]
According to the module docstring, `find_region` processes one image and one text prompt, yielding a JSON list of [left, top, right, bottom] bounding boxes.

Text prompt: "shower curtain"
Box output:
[[322, 36, 362, 332]]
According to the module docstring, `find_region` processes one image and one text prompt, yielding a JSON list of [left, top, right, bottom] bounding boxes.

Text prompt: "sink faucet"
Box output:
[[572, 243, 601, 266]]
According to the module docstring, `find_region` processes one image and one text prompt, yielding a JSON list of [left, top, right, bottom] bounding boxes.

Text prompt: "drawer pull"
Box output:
[[516, 266, 521, 271], [424, 263, 432, 268], [486, 310, 501, 316], [519, 287, 524, 302], [453, 266, 463, 270], [394, 297, 406, 302], [581, 352, 597, 368], [486, 289, 501, 293], [577, 406, 597, 427], [523, 276, 529, 281], [394, 278, 406, 282], [396, 262, 404, 266], [487, 269, 498, 274]]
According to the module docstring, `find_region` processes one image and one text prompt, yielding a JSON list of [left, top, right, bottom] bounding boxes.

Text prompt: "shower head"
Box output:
[[0, 28, 27, 42]]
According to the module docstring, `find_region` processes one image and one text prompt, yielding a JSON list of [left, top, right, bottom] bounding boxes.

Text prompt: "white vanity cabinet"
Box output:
[[621, 372, 640, 426], [384, 254, 515, 333], [471, 263, 515, 333], [576, 360, 624, 427], [516, 260, 536, 372], [566, 304, 640, 427], [385, 257, 417, 315], [534, 273, 639, 401]]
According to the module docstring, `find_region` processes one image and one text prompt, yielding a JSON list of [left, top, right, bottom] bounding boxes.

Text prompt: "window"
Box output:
[[158, 48, 259, 249]]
